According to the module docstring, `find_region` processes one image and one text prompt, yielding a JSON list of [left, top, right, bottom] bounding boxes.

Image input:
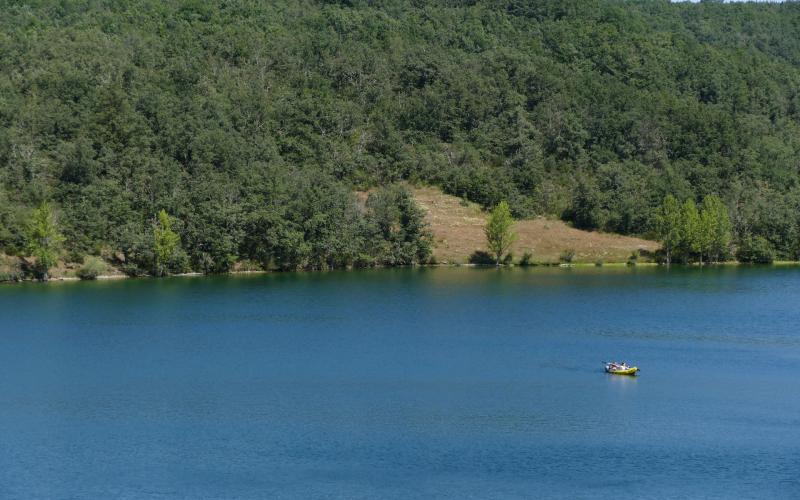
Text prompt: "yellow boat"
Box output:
[[604, 363, 639, 376]]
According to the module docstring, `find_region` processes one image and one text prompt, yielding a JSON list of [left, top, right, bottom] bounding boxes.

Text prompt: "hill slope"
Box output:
[[1, 1, 800, 271]]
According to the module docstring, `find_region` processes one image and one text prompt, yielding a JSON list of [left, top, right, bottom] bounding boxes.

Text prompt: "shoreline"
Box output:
[[4, 261, 800, 285]]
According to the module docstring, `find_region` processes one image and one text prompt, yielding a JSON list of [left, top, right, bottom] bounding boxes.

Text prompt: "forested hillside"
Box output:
[[2, 0, 800, 275]]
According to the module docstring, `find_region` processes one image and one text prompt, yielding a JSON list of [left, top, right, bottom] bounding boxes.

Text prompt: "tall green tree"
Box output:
[[654, 195, 682, 265], [679, 199, 702, 263], [153, 210, 181, 276], [485, 201, 517, 265], [25, 202, 65, 280], [699, 195, 732, 263], [571, 177, 605, 230], [696, 203, 715, 265]]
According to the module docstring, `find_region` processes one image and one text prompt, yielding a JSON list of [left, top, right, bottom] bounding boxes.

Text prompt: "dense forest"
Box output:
[[2, 0, 800, 277]]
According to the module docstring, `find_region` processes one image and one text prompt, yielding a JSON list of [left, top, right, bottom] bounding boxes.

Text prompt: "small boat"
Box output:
[[604, 362, 639, 376]]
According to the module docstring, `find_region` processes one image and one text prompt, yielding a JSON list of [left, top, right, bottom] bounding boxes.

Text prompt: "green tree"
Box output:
[[654, 195, 682, 265], [25, 202, 65, 280], [696, 203, 715, 265], [571, 177, 605, 230], [736, 236, 774, 264], [366, 185, 433, 266], [679, 199, 702, 263], [153, 210, 181, 276], [485, 201, 517, 265], [699, 195, 732, 263]]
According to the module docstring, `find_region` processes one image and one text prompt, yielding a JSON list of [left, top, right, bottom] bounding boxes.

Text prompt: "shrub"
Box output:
[[121, 262, 144, 277], [502, 252, 514, 266], [353, 254, 376, 268], [519, 251, 534, 266], [233, 260, 264, 272], [595, 259, 604, 267], [77, 256, 108, 280], [0, 271, 21, 282], [736, 237, 774, 264], [0, 254, 24, 281], [559, 249, 575, 264], [468, 250, 496, 265], [167, 248, 192, 274], [627, 250, 639, 266], [67, 251, 85, 265]]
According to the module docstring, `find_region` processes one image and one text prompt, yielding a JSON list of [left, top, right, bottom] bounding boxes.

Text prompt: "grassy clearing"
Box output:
[[413, 187, 659, 264]]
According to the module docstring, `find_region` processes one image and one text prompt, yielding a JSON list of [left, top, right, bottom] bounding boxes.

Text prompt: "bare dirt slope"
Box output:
[[413, 187, 659, 264]]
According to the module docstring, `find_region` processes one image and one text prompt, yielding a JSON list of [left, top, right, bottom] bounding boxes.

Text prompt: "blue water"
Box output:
[[1, 267, 799, 499]]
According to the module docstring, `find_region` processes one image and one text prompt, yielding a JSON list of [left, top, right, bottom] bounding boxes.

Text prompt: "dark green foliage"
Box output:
[[570, 177, 605, 230], [736, 236, 775, 264], [0, 188, 25, 255], [519, 251, 533, 267], [365, 185, 433, 266], [240, 182, 429, 270], [468, 251, 496, 265], [560, 249, 576, 264], [1, 1, 800, 268]]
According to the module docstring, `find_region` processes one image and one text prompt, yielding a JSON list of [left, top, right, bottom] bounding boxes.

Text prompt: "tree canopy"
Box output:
[[1, 0, 800, 270], [24, 202, 65, 279], [655, 194, 733, 264]]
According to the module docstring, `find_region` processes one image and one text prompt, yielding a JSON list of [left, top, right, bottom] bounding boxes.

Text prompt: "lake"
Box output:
[[1, 267, 799, 499]]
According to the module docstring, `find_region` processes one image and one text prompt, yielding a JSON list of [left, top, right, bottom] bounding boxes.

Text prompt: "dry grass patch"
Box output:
[[413, 186, 659, 264]]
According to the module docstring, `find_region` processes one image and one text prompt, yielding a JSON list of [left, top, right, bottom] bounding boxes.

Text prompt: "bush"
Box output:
[[559, 249, 575, 264], [167, 248, 192, 274], [502, 252, 514, 266], [77, 256, 108, 280], [0, 271, 21, 282], [0, 255, 24, 281], [736, 237, 774, 264], [627, 250, 639, 266], [67, 251, 85, 265], [519, 251, 534, 266], [468, 250, 496, 265], [353, 254, 376, 268], [232, 259, 264, 272], [121, 262, 145, 277], [595, 259, 604, 267]]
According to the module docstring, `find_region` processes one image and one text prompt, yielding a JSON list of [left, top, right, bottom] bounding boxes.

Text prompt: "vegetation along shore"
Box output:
[[2, 1, 800, 281]]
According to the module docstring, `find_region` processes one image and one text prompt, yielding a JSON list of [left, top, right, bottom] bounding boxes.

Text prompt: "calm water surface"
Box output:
[[1, 267, 799, 499]]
